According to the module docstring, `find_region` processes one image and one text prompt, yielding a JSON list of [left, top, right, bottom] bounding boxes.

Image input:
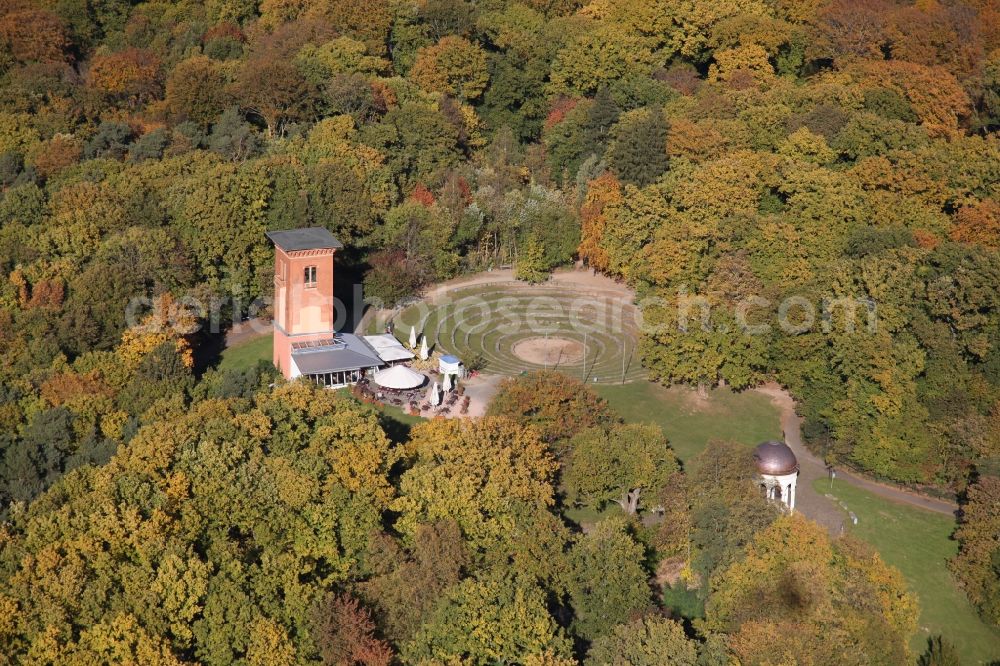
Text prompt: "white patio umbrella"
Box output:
[[428, 381, 441, 406], [442, 372, 452, 392], [419, 336, 429, 360], [373, 365, 425, 390], [408, 325, 417, 349]]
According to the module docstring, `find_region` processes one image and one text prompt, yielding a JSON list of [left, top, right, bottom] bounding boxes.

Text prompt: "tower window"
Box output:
[[304, 265, 317, 287]]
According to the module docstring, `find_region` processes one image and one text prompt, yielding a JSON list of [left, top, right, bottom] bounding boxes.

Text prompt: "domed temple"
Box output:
[[753, 440, 799, 512]]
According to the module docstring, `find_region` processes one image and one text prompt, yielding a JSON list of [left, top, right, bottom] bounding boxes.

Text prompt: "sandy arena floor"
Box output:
[[511, 336, 585, 366]]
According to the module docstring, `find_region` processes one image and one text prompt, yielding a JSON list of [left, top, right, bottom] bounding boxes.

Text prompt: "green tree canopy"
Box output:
[[564, 423, 679, 514]]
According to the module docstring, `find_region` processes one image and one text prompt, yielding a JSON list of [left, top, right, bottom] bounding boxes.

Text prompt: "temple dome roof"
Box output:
[[753, 440, 798, 476]]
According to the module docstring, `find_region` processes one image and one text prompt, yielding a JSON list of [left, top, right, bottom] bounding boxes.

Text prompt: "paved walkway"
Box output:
[[404, 371, 501, 419], [754, 384, 958, 534], [460, 373, 503, 417]]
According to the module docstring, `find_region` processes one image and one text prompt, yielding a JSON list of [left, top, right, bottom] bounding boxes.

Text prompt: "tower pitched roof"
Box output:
[[266, 227, 344, 252]]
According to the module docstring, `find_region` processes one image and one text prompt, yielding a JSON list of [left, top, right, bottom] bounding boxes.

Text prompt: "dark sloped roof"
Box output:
[[753, 440, 799, 475], [266, 227, 344, 251], [293, 349, 380, 374], [291, 334, 383, 374]]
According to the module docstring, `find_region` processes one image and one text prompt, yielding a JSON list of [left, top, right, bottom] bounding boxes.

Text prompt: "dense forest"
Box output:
[[1, 373, 921, 663], [0, 0, 999, 660]]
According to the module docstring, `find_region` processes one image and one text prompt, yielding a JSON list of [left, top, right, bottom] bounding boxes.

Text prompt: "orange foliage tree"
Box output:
[[0, 8, 72, 64], [544, 97, 579, 131], [40, 370, 111, 408], [31, 135, 83, 178], [410, 183, 436, 207], [87, 48, 163, 110], [816, 0, 892, 59], [667, 118, 732, 161], [888, 2, 984, 85], [951, 199, 1000, 249], [854, 60, 971, 137], [310, 594, 393, 666], [26, 278, 64, 309]]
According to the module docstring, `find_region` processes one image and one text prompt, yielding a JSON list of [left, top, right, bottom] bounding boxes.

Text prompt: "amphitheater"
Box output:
[[394, 282, 646, 383]]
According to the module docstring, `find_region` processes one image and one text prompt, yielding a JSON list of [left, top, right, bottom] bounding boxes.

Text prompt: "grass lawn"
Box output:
[[595, 382, 781, 463], [217, 334, 273, 373], [375, 402, 425, 426], [562, 503, 623, 528], [816, 478, 1000, 663]]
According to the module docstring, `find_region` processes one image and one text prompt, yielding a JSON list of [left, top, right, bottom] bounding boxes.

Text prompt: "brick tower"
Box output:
[[266, 228, 343, 379]]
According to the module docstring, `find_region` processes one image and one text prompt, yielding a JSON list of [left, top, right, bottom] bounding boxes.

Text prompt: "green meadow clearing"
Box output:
[[216, 333, 273, 372], [595, 381, 781, 463]]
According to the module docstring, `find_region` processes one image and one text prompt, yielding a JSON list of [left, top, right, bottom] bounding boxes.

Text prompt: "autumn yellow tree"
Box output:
[[410, 36, 489, 102], [165, 55, 230, 126], [852, 60, 971, 137], [579, 173, 622, 272], [117, 293, 196, 372], [392, 417, 558, 549], [706, 514, 918, 663], [950, 475, 1000, 625]]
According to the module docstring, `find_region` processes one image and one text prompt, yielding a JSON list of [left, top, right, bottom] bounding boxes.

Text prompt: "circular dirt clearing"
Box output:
[[512, 336, 585, 366], [395, 283, 645, 383]]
